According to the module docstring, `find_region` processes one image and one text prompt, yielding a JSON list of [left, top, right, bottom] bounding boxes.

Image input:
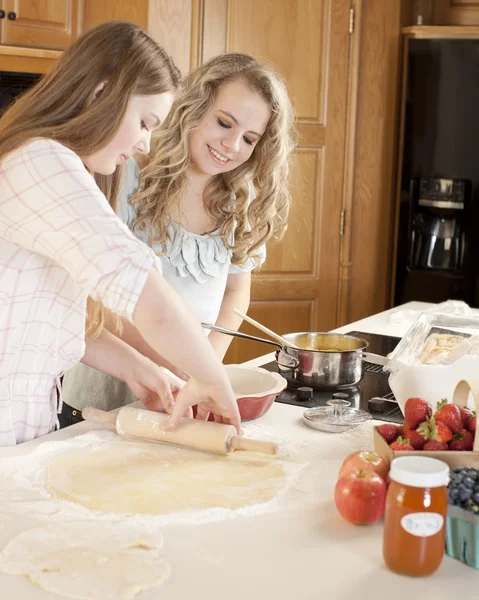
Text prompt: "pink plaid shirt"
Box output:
[[0, 139, 161, 445]]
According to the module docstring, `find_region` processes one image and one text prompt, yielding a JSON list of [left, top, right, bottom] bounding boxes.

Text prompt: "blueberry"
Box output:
[[454, 467, 465, 473], [473, 492, 479, 504], [455, 474, 465, 484], [459, 488, 472, 502], [450, 488, 460, 499], [464, 477, 475, 489], [467, 470, 478, 480]]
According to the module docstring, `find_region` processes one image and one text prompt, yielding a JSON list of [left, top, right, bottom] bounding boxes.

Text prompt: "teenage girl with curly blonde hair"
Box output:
[[62, 52, 295, 417]]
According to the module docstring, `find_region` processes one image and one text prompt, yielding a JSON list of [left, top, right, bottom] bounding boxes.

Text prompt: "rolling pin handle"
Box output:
[[229, 435, 278, 455], [82, 407, 117, 425]]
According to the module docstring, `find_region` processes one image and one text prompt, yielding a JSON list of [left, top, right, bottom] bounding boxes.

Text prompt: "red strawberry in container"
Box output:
[[434, 399, 462, 434], [449, 429, 474, 451], [404, 428, 426, 450], [390, 437, 414, 451], [467, 414, 476, 435], [423, 441, 449, 451], [460, 407, 474, 428], [377, 424, 402, 444], [417, 417, 453, 444], [404, 397, 432, 430]]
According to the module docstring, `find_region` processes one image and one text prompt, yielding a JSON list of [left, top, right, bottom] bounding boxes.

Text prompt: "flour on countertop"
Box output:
[[0, 420, 376, 531]]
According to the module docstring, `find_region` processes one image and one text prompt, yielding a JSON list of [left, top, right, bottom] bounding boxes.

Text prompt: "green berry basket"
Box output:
[[446, 505, 479, 569], [443, 380, 479, 568]]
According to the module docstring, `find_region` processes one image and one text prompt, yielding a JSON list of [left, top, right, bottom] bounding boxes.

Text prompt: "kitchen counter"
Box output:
[[1, 301, 477, 599]]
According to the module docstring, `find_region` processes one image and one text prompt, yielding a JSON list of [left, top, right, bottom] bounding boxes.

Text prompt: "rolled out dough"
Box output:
[[0, 522, 170, 600], [46, 439, 287, 515]]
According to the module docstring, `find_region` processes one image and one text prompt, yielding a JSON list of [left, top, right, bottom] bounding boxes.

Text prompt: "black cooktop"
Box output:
[[261, 330, 404, 424]]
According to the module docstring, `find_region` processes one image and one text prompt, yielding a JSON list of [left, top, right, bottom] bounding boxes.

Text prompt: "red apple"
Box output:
[[334, 470, 387, 525], [338, 451, 389, 482]]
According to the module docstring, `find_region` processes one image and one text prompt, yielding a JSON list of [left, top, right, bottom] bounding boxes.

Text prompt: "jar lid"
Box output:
[[389, 456, 449, 488]]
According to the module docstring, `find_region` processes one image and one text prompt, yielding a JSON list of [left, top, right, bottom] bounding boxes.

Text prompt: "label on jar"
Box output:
[[400, 513, 444, 537]]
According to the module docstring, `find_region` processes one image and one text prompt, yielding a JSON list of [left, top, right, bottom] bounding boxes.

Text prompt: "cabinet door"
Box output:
[[200, 0, 351, 363], [3, 0, 81, 49], [81, 0, 148, 34]]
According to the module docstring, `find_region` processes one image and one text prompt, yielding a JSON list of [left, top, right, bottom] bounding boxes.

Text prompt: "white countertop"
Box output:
[[1, 301, 477, 599]]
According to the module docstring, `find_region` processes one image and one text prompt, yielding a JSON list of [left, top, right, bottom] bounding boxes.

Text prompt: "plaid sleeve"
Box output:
[[0, 139, 161, 321]]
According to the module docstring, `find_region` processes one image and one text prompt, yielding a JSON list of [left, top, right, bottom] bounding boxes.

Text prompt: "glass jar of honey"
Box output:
[[383, 456, 449, 576]]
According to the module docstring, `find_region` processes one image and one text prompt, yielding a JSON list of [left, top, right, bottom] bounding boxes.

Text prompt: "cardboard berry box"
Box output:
[[374, 379, 479, 469]]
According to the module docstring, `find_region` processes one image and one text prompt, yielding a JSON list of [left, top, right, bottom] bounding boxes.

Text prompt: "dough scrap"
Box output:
[[0, 522, 170, 600], [46, 439, 287, 515]]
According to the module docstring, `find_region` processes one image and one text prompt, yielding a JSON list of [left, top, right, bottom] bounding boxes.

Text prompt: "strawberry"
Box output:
[[434, 399, 462, 434], [404, 428, 426, 450], [404, 397, 432, 430], [377, 424, 402, 444], [460, 407, 474, 428], [390, 437, 414, 451], [449, 429, 474, 451], [423, 441, 448, 451], [417, 417, 453, 444], [467, 415, 476, 435]]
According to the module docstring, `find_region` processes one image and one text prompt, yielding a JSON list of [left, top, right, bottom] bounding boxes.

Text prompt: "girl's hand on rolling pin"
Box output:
[[164, 377, 241, 433], [126, 357, 193, 417]]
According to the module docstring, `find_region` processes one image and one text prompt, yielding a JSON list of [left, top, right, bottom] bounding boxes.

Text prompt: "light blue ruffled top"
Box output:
[[116, 159, 266, 325]]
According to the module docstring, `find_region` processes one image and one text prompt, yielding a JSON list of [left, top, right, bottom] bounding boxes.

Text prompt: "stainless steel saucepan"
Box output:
[[202, 323, 388, 390]]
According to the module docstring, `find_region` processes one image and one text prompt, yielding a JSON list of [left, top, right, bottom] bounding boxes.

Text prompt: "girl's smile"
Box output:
[[189, 77, 271, 178]]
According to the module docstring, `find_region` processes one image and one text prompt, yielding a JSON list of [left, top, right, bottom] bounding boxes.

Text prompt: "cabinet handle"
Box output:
[[7, 11, 16, 20], [0, 10, 5, 19]]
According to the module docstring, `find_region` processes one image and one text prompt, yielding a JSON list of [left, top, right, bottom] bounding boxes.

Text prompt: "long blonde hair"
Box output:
[[133, 53, 295, 266], [0, 21, 181, 336]]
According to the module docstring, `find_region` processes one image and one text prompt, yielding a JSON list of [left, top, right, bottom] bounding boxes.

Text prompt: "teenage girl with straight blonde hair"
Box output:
[[62, 52, 295, 416], [0, 21, 241, 446]]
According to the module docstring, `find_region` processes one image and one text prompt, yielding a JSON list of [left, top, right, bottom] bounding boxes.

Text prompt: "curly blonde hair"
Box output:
[[133, 53, 295, 266]]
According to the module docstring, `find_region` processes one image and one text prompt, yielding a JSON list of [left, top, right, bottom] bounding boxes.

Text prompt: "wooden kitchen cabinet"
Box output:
[[81, 0, 148, 34], [402, 0, 479, 25], [0, 0, 82, 49], [433, 0, 479, 25], [79, 0, 192, 76]]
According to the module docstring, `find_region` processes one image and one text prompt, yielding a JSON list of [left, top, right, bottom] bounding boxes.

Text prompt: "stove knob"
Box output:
[[368, 397, 385, 413], [296, 386, 313, 401]]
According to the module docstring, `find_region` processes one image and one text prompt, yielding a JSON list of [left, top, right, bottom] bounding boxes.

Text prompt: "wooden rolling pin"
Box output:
[[82, 406, 278, 456]]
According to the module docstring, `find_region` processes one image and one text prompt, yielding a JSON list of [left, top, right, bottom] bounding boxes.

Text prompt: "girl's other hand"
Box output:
[[164, 377, 241, 433], [126, 357, 192, 417]]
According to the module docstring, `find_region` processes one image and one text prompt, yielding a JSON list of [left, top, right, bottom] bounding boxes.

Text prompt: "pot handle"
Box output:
[[276, 350, 300, 370], [361, 351, 389, 366], [201, 323, 283, 349]]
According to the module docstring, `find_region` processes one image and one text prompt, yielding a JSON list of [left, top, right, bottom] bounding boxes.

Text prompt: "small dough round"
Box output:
[[0, 522, 170, 600], [46, 439, 287, 515]]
